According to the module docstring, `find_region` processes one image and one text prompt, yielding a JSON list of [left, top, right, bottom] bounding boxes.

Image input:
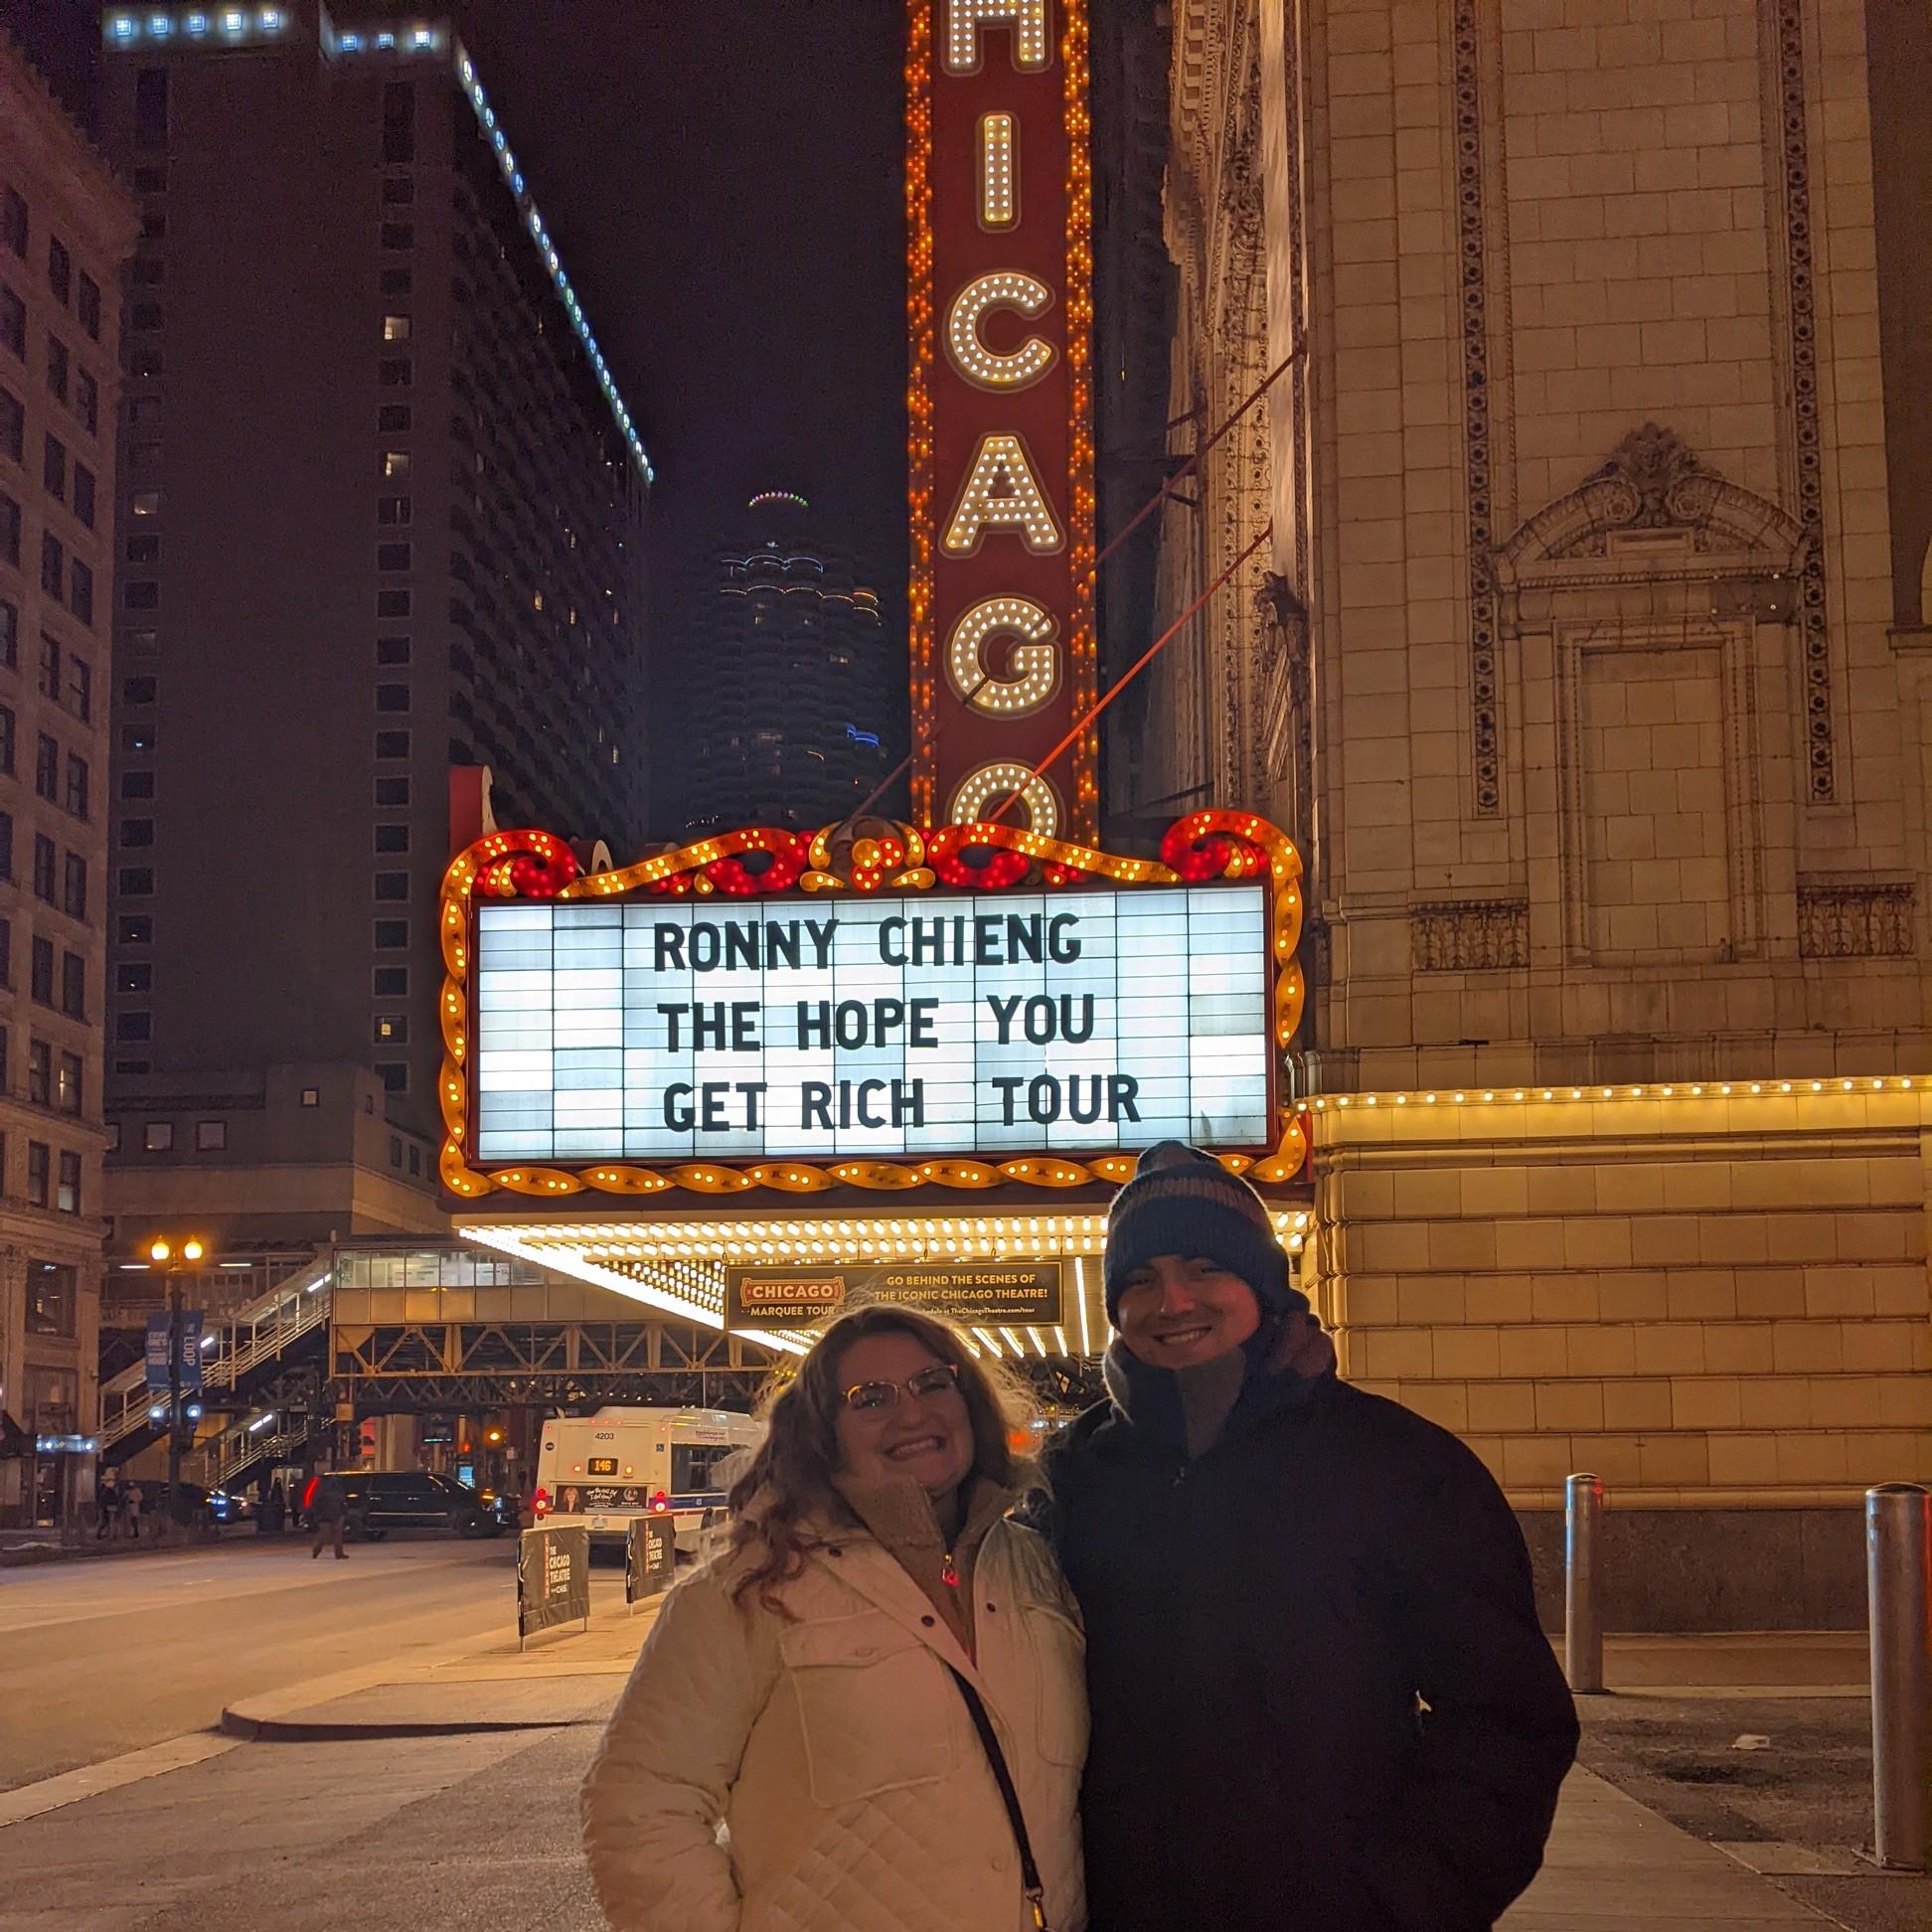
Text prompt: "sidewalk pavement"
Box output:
[[0, 1521, 251, 1566], [218, 1615, 1891, 1929]]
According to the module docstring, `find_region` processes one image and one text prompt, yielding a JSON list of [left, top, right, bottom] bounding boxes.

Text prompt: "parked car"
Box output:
[[125, 1478, 223, 1526], [318, 1469, 518, 1540]]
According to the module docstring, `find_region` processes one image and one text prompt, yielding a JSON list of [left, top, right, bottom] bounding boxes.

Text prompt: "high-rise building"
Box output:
[[679, 490, 892, 835], [0, 32, 137, 1525], [91, 4, 650, 1250]]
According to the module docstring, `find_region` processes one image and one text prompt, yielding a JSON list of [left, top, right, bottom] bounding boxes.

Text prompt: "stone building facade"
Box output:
[[1132, 0, 1932, 1621]]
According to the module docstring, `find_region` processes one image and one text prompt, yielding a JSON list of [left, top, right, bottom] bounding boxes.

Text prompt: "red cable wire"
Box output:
[[983, 519, 1275, 828], [857, 336, 1305, 828]]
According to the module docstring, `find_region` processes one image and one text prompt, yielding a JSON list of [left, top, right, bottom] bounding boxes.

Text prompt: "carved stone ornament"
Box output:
[[1797, 883, 1915, 959], [1500, 423, 1805, 571], [1452, 0, 1501, 816], [1587, 422, 1721, 531], [1411, 899, 1530, 973]]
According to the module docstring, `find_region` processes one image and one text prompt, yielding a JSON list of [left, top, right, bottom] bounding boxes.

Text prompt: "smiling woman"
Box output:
[[580, 1303, 1091, 1931]]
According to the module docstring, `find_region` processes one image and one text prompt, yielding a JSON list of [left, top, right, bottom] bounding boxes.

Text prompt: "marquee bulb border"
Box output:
[[436, 811, 1308, 1203]]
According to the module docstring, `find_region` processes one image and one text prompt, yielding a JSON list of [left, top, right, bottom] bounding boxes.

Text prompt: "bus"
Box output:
[[533, 1406, 761, 1553]]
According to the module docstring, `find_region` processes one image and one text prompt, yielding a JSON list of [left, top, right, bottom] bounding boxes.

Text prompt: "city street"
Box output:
[[0, 1606, 1918, 1932], [0, 1536, 537, 1791]]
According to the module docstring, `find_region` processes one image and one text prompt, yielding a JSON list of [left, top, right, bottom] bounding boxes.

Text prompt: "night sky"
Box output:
[[455, 1, 908, 603], [5, 0, 911, 817], [456, 2, 909, 820]]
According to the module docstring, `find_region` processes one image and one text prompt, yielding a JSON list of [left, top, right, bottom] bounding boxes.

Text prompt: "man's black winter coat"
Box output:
[[1044, 1373, 1579, 1931]]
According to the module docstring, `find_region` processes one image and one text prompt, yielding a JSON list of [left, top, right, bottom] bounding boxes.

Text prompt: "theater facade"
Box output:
[[415, 0, 1929, 1631]]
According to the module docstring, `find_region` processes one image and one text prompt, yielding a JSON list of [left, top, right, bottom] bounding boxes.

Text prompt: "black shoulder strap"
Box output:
[[946, 1665, 1050, 1931]]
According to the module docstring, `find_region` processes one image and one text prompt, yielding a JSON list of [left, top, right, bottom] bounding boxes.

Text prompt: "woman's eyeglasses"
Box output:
[[841, 1363, 962, 1414]]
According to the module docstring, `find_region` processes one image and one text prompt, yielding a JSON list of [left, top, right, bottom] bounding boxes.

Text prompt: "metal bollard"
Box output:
[[1866, 1483, 1929, 1871], [1565, 1472, 1605, 1694]]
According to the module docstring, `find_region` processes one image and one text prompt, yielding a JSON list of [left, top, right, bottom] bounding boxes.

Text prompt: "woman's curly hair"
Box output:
[[724, 1304, 1031, 1613]]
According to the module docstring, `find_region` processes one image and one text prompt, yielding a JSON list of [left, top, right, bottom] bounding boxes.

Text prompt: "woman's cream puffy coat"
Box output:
[[580, 1516, 1087, 1932]]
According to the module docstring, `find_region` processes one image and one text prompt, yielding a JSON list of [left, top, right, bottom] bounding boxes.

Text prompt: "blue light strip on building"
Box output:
[[454, 42, 654, 486], [99, 11, 655, 487]]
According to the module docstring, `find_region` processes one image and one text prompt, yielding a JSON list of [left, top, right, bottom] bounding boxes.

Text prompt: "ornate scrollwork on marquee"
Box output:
[[437, 812, 1309, 1202]]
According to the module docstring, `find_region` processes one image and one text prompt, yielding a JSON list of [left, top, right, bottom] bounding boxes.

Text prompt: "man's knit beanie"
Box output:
[[1101, 1140, 1306, 1325]]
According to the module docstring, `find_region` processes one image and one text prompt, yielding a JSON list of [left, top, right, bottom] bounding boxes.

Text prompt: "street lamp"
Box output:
[[148, 1237, 207, 1531]]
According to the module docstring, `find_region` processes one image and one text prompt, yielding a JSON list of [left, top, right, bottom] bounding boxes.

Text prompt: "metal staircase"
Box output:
[[202, 1420, 310, 1493], [98, 1249, 336, 1457]]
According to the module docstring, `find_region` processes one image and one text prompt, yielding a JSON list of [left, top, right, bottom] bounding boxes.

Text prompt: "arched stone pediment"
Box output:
[[1499, 423, 1805, 576]]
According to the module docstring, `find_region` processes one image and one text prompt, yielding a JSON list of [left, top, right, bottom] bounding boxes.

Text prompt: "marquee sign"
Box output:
[[470, 885, 1269, 1164], [437, 813, 1309, 1203], [906, 0, 1098, 840]]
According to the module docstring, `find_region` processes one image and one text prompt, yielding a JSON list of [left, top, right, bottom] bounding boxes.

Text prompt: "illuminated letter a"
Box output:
[[942, 433, 1064, 556]]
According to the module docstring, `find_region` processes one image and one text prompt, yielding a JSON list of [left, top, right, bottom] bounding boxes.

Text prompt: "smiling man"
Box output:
[[1042, 1141, 1578, 1931]]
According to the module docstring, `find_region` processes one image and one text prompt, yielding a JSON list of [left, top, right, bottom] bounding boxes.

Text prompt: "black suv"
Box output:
[[330, 1470, 517, 1540]]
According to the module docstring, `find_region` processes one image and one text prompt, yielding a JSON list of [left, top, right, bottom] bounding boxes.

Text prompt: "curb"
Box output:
[[0, 1525, 256, 1567], [219, 1705, 596, 1742]]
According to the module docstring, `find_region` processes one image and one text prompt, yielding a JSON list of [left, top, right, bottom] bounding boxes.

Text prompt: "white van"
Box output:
[[534, 1406, 761, 1552]]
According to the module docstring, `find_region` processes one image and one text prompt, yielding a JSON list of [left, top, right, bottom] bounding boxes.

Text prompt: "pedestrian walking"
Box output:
[[94, 1473, 120, 1541], [309, 1472, 348, 1560], [581, 1305, 1086, 1932], [1040, 1141, 1578, 1931], [122, 1481, 143, 1543]]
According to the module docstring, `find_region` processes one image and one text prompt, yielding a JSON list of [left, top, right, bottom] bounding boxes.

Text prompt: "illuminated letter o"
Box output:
[[948, 763, 1060, 838]]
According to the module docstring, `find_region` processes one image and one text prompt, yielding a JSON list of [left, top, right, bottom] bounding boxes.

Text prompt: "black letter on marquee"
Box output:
[[1005, 914, 1043, 963], [654, 925, 686, 972], [986, 993, 1021, 1044], [765, 923, 801, 969], [804, 917, 840, 968]]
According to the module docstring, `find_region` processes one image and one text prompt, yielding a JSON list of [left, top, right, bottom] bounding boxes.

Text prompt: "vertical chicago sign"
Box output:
[[906, 0, 1098, 842]]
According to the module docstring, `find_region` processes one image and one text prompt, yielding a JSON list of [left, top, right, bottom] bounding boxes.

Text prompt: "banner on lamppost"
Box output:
[[144, 1313, 171, 1392], [145, 1309, 206, 1393], [178, 1311, 204, 1392]]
